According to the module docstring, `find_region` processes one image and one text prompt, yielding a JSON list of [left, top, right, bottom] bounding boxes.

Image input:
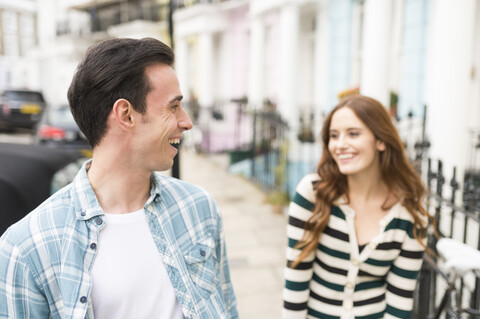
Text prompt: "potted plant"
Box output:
[[266, 191, 290, 214]]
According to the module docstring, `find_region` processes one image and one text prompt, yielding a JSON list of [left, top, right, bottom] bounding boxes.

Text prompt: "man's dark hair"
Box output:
[[67, 37, 174, 147]]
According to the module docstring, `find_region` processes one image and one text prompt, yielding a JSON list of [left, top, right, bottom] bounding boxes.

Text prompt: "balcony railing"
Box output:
[[173, 0, 231, 9], [71, 0, 169, 33]]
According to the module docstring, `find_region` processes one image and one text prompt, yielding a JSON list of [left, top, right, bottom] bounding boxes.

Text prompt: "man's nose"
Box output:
[[178, 107, 193, 131]]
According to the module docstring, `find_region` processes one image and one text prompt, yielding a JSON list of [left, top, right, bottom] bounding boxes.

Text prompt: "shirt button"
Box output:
[[80, 211, 86, 216], [147, 205, 153, 211], [345, 282, 354, 289], [352, 258, 360, 266], [94, 217, 103, 225], [90, 243, 97, 249], [80, 296, 87, 303], [200, 250, 206, 257]]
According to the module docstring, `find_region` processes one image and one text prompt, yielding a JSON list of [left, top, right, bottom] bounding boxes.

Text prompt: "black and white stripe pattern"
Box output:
[[283, 174, 426, 319]]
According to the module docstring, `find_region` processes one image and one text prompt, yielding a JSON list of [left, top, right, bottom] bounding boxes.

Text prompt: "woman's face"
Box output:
[[327, 107, 385, 178]]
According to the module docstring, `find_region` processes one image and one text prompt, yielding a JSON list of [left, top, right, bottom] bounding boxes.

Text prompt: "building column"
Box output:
[[313, 0, 329, 115], [175, 37, 190, 101], [425, 0, 477, 174], [247, 17, 265, 109], [360, 0, 393, 107], [278, 3, 299, 131], [197, 32, 215, 108], [277, 3, 302, 166], [469, 2, 480, 150]]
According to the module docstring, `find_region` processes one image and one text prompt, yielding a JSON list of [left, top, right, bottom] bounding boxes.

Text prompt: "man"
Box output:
[[0, 38, 238, 319]]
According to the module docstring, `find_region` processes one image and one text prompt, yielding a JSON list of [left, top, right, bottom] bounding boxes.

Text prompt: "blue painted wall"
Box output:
[[398, 0, 430, 119], [326, 0, 355, 110]]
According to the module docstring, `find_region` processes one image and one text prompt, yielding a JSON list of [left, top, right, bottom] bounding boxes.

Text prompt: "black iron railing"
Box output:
[[414, 159, 480, 318], [173, 0, 230, 8], [73, 0, 170, 33]]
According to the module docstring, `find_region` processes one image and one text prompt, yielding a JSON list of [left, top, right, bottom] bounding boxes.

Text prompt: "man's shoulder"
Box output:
[[154, 173, 213, 199], [152, 173, 219, 221], [1, 184, 76, 248]]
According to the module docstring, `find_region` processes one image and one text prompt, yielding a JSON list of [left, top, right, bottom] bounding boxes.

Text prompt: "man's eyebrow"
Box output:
[[169, 95, 183, 104]]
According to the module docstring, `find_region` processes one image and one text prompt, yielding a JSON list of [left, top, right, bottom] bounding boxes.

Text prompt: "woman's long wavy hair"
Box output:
[[292, 95, 432, 267]]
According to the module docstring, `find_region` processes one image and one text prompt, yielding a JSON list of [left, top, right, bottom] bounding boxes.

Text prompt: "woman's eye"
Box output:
[[329, 133, 338, 139], [349, 131, 359, 137]]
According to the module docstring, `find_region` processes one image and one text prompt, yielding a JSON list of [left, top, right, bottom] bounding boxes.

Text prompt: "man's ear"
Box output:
[[112, 99, 134, 130]]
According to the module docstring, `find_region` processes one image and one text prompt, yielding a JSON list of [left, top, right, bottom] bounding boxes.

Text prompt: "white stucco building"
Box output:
[[16, 0, 480, 195], [172, 0, 480, 195], [35, 0, 171, 104], [0, 0, 40, 91], [173, 0, 251, 152]]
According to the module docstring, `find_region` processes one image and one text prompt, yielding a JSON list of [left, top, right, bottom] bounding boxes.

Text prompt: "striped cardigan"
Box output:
[[283, 174, 426, 319]]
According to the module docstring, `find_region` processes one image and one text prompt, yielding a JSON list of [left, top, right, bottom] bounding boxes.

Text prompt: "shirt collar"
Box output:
[[147, 173, 163, 206], [70, 159, 104, 220], [70, 160, 163, 220]]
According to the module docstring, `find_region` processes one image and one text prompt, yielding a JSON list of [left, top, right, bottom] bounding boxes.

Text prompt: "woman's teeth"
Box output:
[[338, 154, 353, 159]]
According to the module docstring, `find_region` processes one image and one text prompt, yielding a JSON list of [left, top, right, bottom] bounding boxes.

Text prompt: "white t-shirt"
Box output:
[[90, 209, 184, 319]]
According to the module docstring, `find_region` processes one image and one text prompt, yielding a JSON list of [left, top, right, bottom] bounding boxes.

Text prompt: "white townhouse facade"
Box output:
[[172, 0, 480, 194], [35, 0, 172, 104], [0, 0, 40, 91], [173, 0, 251, 152], [22, 0, 480, 195]]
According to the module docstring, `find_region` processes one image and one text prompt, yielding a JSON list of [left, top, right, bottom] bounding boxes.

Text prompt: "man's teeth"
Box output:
[[338, 154, 353, 159], [169, 138, 180, 144]]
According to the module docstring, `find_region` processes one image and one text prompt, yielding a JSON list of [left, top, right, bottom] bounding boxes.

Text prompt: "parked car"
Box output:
[[36, 104, 91, 153], [0, 89, 46, 131], [0, 142, 86, 235]]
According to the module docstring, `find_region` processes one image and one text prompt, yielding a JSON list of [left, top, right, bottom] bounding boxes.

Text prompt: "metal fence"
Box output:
[[189, 99, 296, 203], [173, 0, 231, 8], [400, 106, 480, 317], [412, 155, 480, 318], [249, 109, 289, 194]]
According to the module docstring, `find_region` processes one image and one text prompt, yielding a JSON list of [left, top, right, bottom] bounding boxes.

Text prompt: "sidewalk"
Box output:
[[180, 150, 287, 319]]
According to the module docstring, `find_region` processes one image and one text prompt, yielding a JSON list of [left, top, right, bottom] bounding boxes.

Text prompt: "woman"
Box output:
[[283, 95, 431, 319]]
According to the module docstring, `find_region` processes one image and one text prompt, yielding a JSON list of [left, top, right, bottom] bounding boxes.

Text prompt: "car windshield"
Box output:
[[48, 106, 76, 126], [4, 91, 44, 102]]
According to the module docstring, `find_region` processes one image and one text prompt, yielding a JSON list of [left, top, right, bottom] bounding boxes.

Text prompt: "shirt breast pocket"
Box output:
[[184, 236, 219, 298]]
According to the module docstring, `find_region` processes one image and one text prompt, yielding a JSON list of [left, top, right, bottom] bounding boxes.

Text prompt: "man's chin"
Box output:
[[153, 160, 174, 173]]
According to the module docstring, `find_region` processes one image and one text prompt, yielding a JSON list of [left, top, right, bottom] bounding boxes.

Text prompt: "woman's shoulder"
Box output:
[[297, 172, 319, 190], [294, 173, 320, 203], [297, 173, 320, 188], [396, 202, 429, 228]]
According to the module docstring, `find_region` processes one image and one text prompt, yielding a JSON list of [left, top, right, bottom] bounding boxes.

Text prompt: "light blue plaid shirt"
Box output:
[[0, 160, 238, 318]]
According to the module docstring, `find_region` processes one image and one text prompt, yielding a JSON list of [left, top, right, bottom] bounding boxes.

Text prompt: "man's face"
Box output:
[[131, 63, 193, 172]]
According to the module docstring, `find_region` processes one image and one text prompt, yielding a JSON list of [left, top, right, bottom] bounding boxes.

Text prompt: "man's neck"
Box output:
[[86, 154, 151, 214]]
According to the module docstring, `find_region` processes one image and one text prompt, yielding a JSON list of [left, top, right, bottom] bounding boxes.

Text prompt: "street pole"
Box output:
[[168, 0, 180, 179]]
